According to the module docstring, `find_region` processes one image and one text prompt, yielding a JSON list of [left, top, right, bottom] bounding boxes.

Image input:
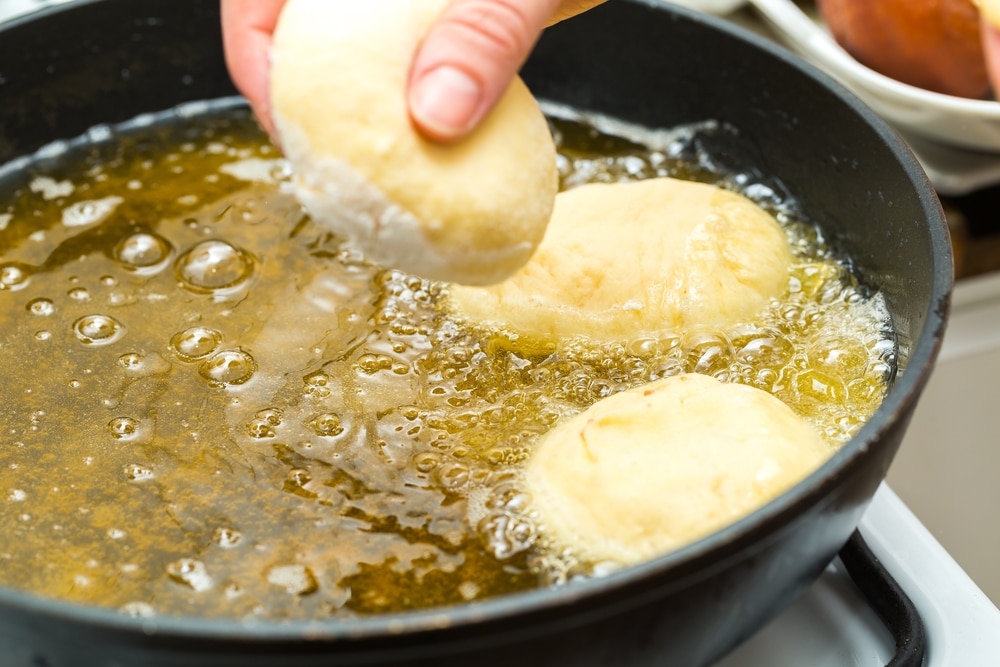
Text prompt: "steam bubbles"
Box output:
[[170, 327, 223, 362], [175, 240, 254, 293], [114, 232, 173, 273], [73, 314, 126, 346]]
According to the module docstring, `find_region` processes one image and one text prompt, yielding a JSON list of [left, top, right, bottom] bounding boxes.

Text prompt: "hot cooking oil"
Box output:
[[0, 99, 894, 620]]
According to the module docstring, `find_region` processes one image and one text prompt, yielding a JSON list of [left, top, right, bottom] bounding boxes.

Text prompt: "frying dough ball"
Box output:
[[446, 177, 793, 346], [525, 373, 831, 565], [269, 0, 559, 285]]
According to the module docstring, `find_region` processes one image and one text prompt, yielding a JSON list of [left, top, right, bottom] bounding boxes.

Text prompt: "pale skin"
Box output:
[[223, 1, 1000, 142], [220, 0, 607, 143], [984, 22, 1000, 95], [981, 0, 1000, 94]]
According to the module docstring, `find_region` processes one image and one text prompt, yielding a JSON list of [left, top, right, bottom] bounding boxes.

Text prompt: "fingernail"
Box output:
[[410, 65, 482, 139]]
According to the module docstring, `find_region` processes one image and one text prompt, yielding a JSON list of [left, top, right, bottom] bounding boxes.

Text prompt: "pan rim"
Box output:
[[0, 0, 953, 647]]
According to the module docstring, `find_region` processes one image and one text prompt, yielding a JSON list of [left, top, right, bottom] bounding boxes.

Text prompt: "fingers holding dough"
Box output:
[[445, 177, 794, 347], [524, 373, 831, 565], [269, 0, 559, 285]]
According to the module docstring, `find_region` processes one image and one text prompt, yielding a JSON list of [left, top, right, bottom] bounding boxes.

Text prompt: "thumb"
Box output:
[[220, 0, 286, 141], [408, 0, 562, 143]]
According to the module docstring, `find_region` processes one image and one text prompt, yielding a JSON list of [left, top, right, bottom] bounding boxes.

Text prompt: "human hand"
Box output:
[[220, 0, 284, 140], [220, 0, 606, 144], [406, 0, 607, 141], [984, 20, 1000, 97]]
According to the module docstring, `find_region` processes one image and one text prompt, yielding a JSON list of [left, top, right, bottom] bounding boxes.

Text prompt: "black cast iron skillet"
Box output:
[[0, 0, 952, 665]]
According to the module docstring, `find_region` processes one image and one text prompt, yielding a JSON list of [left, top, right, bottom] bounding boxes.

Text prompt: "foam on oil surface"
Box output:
[[0, 102, 893, 619]]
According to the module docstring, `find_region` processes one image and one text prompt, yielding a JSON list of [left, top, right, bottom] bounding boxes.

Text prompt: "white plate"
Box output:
[[745, 0, 1000, 153], [672, 0, 1000, 193], [666, 0, 751, 13]]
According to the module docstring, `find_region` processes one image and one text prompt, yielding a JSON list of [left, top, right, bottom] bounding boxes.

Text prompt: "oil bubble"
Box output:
[[27, 298, 55, 316], [734, 331, 794, 369], [0, 262, 33, 291], [255, 408, 283, 426], [683, 331, 733, 376], [308, 413, 343, 437], [245, 418, 276, 439], [166, 558, 212, 591], [73, 314, 126, 346], [793, 369, 848, 406], [175, 240, 254, 293], [413, 452, 440, 473], [109, 417, 139, 440], [436, 462, 471, 490], [266, 564, 318, 596], [286, 469, 312, 487], [303, 371, 333, 398], [118, 353, 142, 370], [246, 409, 283, 438], [809, 337, 869, 377], [67, 287, 91, 302], [212, 527, 242, 549], [62, 196, 123, 228], [481, 513, 537, 559], [626, 337, 661, 357], [357, 354, 394, 375], [459, 581, 481, 601], [198, 348, 257, 386], [170, 327, 222, 362], [114, 232, 173, 272], [754, 368, 780, 393], [123, 464, 154, 481]]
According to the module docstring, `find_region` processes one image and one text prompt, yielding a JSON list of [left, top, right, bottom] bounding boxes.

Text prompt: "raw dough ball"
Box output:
[[446, 178, 793, 346], [269, 0, 559, 285], [525, 373, 831, 565]]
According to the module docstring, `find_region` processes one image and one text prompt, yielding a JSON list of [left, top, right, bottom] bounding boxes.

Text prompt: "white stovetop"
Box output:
[[719, 484, 1000, 666]]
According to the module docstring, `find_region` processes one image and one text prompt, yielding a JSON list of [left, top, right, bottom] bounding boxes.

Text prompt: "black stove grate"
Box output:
[[840, 531, 927, 667]]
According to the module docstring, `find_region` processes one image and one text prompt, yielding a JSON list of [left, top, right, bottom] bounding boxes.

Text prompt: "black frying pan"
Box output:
[[0, 1, 952, 665]]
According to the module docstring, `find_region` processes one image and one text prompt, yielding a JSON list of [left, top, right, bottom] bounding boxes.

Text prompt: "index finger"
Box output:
[[221, 0, 286, 140]]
